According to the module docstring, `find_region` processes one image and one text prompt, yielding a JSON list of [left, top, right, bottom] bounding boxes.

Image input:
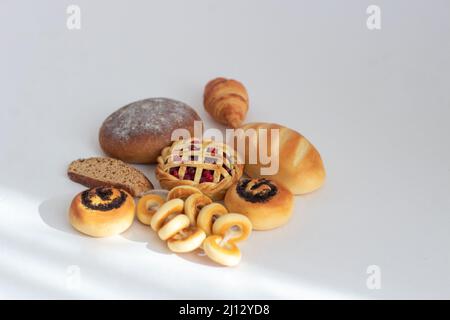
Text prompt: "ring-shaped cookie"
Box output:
[[203, 235, 241, 267], [151, 198, 184, 232], [136, 194, 166, 225], [184, 193, 213, 225], [197, 203, 228, 235], [212, 213, 252, 243], [157, 214, 190, 241], [167, 227, 206, 253], [167, 186, 202, 201]]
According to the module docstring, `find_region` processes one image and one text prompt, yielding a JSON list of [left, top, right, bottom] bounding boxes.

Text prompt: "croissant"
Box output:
[[203, 77, 249, 128]]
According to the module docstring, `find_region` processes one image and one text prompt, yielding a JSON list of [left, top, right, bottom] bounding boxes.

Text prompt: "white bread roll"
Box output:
[[234, 123, 325, 194]]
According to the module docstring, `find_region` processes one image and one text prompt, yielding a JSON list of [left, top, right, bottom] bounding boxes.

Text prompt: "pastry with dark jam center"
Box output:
[[236, 178, 278, 203], [81, 187, 128, 211]]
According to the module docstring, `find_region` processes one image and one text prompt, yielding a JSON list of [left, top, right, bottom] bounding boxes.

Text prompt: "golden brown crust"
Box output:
[[237, 122, 326, 194], [136, 194, 166, 225], [224, 179, 294, 230], [69, 188, 135, 237], [203, 77, 249, 128], [155, 138, 243, 201]]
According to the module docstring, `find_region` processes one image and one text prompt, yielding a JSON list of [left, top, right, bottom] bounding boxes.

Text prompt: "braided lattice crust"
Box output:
[[156, 138, 243, 200]]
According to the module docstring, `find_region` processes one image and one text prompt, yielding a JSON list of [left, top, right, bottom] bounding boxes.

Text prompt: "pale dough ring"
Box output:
[[184, 193, 213, 225], [158, 214, 190, 241], [167, 227, 206, 253], [197, 203, 228, 235], [151, 198, 184, 231], [203, 235, 241, 267], [212, 213, 252, 243], [136, 194, 166, 225], [167, 185, 203, 201]]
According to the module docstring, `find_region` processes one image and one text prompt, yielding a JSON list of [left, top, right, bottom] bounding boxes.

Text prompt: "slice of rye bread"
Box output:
[[68, 157, 153, 197]]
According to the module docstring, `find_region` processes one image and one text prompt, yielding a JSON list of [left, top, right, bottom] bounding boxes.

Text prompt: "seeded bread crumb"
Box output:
[[68, 157, 153, 197]]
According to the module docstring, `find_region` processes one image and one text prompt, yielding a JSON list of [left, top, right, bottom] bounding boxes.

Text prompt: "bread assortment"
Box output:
[[236, 122, 326, 195], [204, 77, 249, 128], [66, 77, 326, 267]]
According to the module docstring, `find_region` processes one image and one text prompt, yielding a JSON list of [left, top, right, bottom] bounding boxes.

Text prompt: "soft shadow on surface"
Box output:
[[121, 220, 171, 255], [177, 249, 224, 268], [38, 194, 80, 236], [123, 222, 224, 266]]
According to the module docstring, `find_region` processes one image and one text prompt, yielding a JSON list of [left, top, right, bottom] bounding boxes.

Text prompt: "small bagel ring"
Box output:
[[158, 214, 190, 241], [136, 194, 166, 225], [185, 193, 213, 225], [167, 186, 202, 201], [167, 227, 206, 253], [203, 235, 241, 267], [151, 198, 184, 232], [197, 203, 228, 235], [212, 213, 252, 243]]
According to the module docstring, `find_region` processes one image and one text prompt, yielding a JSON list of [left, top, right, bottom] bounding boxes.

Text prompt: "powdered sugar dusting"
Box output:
[[102, 98, 199, 141]]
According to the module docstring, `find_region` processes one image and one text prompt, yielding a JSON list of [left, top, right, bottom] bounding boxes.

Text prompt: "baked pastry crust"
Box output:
[[156, 138, 243, 200], [203, 77, 249, 128], [69, 187, 135, 237], [224, 178, 294, 230], [236, 122, 326, 194]]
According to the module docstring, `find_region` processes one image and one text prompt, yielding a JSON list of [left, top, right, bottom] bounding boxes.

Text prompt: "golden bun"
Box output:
[[224, 178, 294, 230], [69, 187, 135, 237], [236, 122, 326, 194]]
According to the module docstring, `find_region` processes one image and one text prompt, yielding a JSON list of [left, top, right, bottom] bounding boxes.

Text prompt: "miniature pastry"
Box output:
[[203, 77, 249, 128], [136, 194, 166, 225], [156, 138, 243, 200], [99, 98, 202, 164], [196, 203, 228, 236], [203, 236, 241, 267], [167, 228, 207, 253], [167, 185, 202, 201], [224, 178, 294, 230], [150, 199, 206, 253], [212, 213, 252, 242], [150, 199, 185, 232], [68, 157, 153, 197], [69, 187, 135, 237], [234, 122, 326, 194], [184, 193, 213, 225], [158, 214, 190, 241], [203, 213, 252, 267]]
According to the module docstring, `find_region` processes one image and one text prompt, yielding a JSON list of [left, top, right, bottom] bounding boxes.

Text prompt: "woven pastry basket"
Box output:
[[156, 138, 243, 200]]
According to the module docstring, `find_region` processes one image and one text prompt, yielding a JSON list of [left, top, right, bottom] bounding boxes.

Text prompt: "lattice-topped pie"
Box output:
[[156, 138, 243, 200]]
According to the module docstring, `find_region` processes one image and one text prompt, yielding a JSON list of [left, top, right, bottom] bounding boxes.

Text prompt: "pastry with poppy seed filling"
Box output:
[[69, 187, 135, 237], [224, 178, 294, 230]]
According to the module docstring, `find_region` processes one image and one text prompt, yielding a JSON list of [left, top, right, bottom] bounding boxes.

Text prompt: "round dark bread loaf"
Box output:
[[99, 98, 201, 164]]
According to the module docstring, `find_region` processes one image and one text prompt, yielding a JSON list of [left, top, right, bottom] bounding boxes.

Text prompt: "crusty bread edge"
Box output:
[[67, 160, 154, 197]]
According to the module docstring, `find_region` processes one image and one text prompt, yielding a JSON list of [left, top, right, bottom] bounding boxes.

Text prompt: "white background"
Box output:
[[0, 0, 449, 299]]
